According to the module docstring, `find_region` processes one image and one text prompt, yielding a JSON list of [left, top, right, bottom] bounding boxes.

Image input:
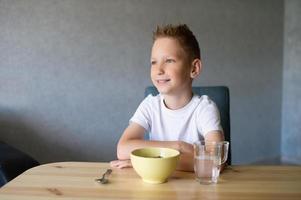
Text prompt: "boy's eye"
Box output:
[[166, 59, 175, 63], [151, 61, 156, 65]]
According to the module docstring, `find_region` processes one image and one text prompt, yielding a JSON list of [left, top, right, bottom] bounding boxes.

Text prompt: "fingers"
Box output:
[[180, 141, 194, 154], [117, 160, 132, 168], [110, 160, 132, 169], [110, 160, 120, 168]]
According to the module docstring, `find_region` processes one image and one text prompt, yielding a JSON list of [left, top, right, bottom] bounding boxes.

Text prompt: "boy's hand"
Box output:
[[178, 141, 194, 154], [175, 141, 194, 171], [110, 159, 132, 169]]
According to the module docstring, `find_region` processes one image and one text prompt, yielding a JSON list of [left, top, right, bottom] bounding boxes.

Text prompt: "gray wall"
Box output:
[[0, 0, 284, 164], [282, 0, 301, 164]]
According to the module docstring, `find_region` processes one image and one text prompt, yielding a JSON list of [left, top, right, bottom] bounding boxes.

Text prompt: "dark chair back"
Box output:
[[145, 86, 231, 164], [0, 142, 39, 187]]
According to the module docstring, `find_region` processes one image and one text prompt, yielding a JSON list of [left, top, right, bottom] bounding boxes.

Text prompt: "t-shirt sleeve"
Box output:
[[197, 97, 223, 137], [129, 95, 152, 132]]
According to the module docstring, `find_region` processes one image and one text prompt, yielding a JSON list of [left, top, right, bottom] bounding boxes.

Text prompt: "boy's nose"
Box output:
[[157, 64, 165, 74]]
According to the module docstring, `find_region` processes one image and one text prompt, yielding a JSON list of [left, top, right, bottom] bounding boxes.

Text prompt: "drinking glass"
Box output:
[[193, 141, 229, 184]]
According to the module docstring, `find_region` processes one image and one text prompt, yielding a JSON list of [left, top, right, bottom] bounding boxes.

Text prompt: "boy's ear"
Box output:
[[190, 59, 202, 79]]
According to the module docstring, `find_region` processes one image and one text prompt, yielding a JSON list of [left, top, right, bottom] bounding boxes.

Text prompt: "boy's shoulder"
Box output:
[[194, 94, 213, 104], [191, 94, 218, 111], [193, 94, 219, 115], [137, 94, 161, 112], [143, 93, 161, 104]]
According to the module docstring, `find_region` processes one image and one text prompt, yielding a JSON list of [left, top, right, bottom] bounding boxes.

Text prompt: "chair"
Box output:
[[0, 142, 39, 187], [145, 86, 231, 165]]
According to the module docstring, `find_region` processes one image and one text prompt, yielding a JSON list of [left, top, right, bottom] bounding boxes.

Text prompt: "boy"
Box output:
[[110, 24, 224, 171]]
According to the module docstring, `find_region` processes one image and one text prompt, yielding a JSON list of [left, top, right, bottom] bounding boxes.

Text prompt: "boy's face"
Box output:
[[150, 37, 194, 96]]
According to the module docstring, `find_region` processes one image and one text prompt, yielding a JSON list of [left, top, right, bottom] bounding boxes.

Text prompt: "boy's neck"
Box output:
[[163, 90, 193, 110]]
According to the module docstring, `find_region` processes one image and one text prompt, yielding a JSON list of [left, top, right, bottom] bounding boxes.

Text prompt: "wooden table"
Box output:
[[0, 162, 300, 200]]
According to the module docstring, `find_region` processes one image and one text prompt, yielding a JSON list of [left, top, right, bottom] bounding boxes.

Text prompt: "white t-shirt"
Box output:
[[130, 94, 223, 144]]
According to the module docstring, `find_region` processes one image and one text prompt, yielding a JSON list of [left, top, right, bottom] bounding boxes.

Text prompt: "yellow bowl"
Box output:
[[130, 147, 180, 184]]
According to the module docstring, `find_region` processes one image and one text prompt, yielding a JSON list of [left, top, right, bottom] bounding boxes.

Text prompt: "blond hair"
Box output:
[[153, 24, 201, 60]]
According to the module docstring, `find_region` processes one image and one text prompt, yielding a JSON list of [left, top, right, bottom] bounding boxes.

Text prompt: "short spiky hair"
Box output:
[[153, 24, 201, 60]]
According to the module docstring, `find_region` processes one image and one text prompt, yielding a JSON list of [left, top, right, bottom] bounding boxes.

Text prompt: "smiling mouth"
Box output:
[[156, 79, 171, 84]]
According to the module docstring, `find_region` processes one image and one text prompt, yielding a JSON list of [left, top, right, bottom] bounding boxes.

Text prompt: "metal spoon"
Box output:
[[95, 169, 112, 184]]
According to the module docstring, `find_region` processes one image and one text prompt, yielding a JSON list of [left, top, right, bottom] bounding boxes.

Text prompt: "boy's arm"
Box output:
[[205, 130, 227, 171], [114, 124, 225, 172], [115, 122, 195, 171], [204, 130, 224, 143], [177, 130, 225, 172], [117, 122, 185, 159]]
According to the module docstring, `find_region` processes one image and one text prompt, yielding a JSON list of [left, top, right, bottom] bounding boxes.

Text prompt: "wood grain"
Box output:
[[0, 162, 300, 200]]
